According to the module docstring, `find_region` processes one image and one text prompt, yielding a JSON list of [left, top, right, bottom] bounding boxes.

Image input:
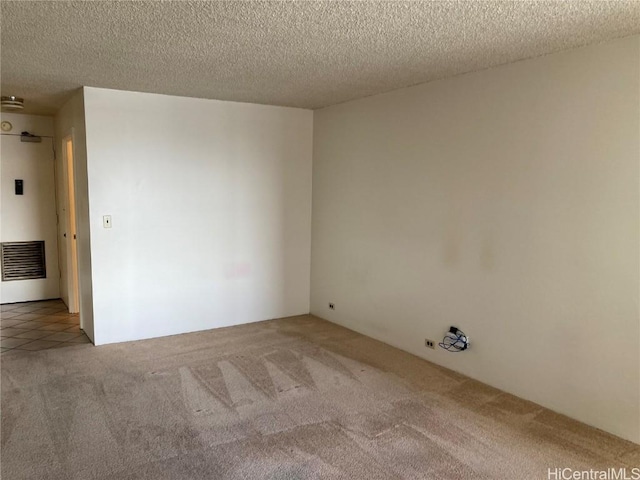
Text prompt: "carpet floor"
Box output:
[[1, 315, 638, 479]]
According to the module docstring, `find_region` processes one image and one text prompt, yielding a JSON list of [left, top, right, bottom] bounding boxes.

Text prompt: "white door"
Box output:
[[0, 135, 60, 303]]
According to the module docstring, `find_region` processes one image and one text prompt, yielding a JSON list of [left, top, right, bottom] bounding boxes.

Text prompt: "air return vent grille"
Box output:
[[1, 241, 46, 281]]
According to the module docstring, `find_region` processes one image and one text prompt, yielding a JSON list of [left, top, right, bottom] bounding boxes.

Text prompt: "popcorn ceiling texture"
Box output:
[[1, 1, 639, 114]]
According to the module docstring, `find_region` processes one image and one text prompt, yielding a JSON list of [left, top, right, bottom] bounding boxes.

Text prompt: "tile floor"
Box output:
[[1, 299, 91, 354]]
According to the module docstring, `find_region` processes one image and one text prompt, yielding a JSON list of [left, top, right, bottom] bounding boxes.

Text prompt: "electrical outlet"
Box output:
[[329, 303, 335, 310], [425, 339, 435, 349]]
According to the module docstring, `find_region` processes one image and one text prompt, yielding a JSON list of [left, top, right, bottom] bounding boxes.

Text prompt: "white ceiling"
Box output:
[[2, 1, 639, 115]]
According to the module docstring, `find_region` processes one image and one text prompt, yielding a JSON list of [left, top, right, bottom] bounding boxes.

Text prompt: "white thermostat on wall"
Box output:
[[1, 121, 12, 132]]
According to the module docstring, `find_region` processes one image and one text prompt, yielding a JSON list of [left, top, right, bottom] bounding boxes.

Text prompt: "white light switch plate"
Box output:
[[103, 215, 112, 228]]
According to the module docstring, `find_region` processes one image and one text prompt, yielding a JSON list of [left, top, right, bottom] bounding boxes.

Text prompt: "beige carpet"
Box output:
[[1, 315, 638, 479]]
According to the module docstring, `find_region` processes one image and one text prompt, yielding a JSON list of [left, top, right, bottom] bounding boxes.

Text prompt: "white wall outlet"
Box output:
[[425, 339, 435, 349], [103, 215, 112, 228], [329, 303, 335, 310]]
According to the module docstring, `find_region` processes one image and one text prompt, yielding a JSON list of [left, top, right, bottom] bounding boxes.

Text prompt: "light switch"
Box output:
[[103, 215, 112, 228]]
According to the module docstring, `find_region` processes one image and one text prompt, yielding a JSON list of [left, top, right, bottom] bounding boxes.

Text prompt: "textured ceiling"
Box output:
[[1, 1, 640, 115]]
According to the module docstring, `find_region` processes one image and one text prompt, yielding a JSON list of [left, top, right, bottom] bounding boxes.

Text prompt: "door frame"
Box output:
[[61, 133, 81, 321]]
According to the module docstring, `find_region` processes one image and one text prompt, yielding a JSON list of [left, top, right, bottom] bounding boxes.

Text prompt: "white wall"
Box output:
[[0, 113, 54, 137], [0, 113, 60, 303], [55, 90, 95, 341], [83, 87, 312, 345], [311, 36, 640, 443]]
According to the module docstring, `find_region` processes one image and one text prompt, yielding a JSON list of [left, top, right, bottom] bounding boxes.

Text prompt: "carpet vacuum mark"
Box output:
[[2, 315, 638, 479]]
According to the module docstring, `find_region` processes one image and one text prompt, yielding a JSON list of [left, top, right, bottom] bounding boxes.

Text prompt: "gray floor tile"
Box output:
[[1, 337, 35, 348], [0, 319, 28, 328], [41, 332, 81, 342], [9, 307, 43, 314], [15, 340, 62, 351], [0, 328, 33, 337], [38, 324, 72, 332], [14, 321, 49, 330], [65, 335, 91, 344], [0, 299, 91, 352], [13, 330, 53, 340], [9, 313, 44, 322]]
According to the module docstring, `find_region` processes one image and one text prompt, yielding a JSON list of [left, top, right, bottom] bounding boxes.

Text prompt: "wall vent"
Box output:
[[1, 241, 46, 281]]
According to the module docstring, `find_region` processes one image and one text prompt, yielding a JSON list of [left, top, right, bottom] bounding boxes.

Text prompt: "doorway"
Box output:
[[61, 135, 80, 316]]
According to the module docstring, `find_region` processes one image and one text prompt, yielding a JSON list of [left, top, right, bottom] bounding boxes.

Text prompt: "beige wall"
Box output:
[[55, 89, 94, 342], [311, 36, 640, 443], [0, 113, 59, 303], [83, 87, 312, 345]]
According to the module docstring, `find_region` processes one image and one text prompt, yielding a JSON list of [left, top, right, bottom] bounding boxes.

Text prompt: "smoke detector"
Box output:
[[1, 96, 24, 111]]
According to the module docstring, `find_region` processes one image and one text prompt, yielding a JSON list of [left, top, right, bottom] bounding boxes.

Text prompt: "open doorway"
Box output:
[[61, 135, 80, 319]]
